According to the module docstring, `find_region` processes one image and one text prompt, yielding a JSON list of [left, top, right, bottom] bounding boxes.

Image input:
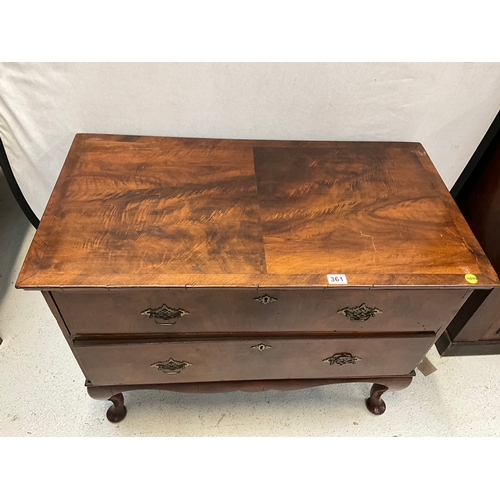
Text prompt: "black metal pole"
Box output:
[[0, 137, 39, 228]]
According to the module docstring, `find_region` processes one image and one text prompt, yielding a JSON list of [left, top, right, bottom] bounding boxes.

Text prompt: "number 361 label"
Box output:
[[327, 274, 348, 285]]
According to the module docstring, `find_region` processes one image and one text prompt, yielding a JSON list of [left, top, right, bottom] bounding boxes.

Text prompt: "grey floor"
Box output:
[[1, 170, 499, 437]]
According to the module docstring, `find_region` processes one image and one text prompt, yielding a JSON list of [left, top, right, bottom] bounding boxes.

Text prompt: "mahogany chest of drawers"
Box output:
[[16, 134, 499, 422]]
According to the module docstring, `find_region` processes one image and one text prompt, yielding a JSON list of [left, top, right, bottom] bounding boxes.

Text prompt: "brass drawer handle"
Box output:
[[151, 358, 192, 374], [323, 353, 361, 366], [141, 303, 189, 325], [254, 294, 277, 304], [337, 303, 382, 321]]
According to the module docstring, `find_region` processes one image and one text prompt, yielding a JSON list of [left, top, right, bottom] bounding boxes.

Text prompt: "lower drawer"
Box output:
[[74, 334, 435, 386]]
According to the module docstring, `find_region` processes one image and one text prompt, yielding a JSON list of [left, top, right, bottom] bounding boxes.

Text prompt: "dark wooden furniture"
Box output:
[[16, 134, 499, 422], [437, 111, 500, 356]]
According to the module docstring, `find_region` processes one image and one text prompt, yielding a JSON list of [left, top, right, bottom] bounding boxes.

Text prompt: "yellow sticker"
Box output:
[[465, 273, 478, 284]]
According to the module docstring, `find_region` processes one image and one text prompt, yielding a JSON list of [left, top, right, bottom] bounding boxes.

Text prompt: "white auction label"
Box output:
[[327, 274, 348, 285]]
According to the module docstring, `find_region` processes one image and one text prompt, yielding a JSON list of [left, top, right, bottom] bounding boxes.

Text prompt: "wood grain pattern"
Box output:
[[254, 145, 486, 276], [16, 134, 499, 289]]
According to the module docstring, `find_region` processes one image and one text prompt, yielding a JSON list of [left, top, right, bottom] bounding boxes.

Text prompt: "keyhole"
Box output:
[[252, 343, 271, 351]]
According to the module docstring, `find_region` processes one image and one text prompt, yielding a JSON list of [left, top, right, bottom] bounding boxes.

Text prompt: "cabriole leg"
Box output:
[[106, 393, 127, 423], [366, 376, 413, 415], [87, 386, 127, 423], [366, 383, 388, 415]]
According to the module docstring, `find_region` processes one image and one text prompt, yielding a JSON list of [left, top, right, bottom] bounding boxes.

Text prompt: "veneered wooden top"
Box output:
[[16, 134, 499, 289]]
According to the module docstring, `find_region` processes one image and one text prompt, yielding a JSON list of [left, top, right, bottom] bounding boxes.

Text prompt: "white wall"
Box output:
[[1, 62, 499, 219]]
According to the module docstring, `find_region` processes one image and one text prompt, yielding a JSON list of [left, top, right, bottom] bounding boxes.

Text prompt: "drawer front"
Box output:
[[53, 288, 467, 335], [75, 334, 435, 386]]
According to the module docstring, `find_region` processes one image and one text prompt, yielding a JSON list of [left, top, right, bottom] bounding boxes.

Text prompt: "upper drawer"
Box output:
[[52, 288, 468, 335]]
